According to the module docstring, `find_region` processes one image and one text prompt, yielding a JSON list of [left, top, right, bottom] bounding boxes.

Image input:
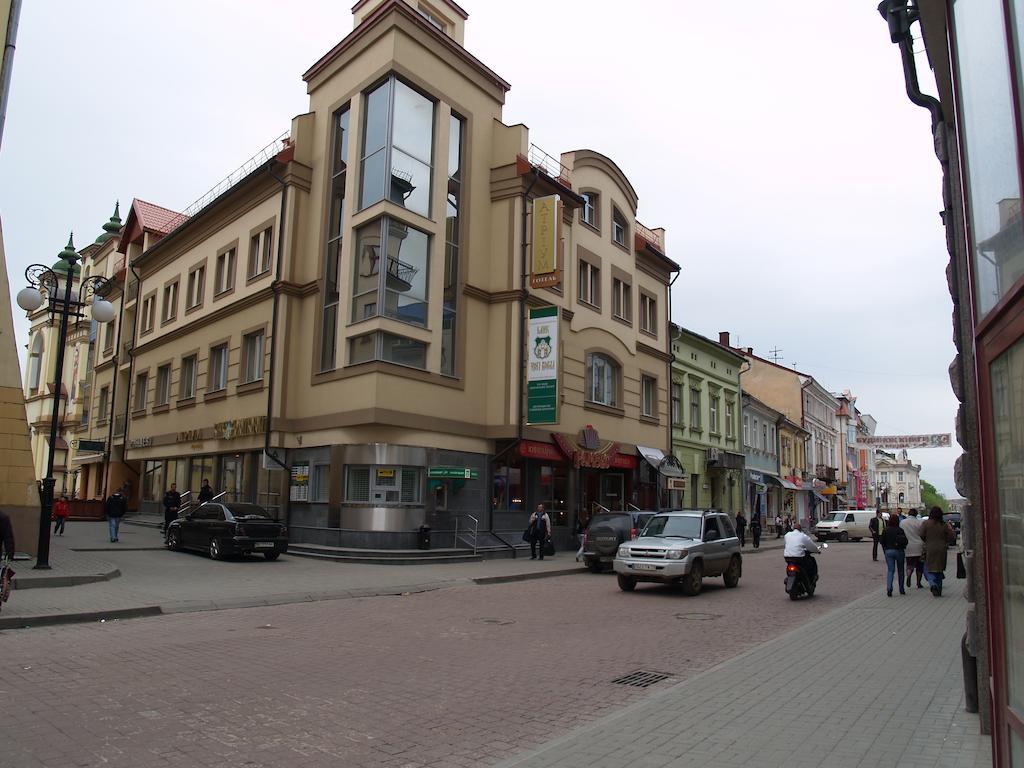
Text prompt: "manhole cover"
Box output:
[[612, 670, 671, 688], [473, 617, 515, 626], [675, 612, 721, 621]]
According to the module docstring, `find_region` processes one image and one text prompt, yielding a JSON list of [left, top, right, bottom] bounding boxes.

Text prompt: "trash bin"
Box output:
[[417, 525, 431, 550]]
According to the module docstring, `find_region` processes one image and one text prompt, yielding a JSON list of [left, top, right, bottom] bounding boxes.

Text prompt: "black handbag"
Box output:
[[543, 538, 555, 557], [957, 551, 967, 579]]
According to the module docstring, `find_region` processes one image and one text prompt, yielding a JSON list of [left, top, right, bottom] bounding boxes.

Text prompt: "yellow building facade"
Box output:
[[63, 0, 679, 548]]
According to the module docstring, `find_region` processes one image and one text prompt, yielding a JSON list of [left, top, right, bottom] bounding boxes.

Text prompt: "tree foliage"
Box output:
[[920, 478, 949, 514]]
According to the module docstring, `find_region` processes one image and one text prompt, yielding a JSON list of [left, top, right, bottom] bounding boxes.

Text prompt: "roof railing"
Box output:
[[527, 143, 572, 186], [160, 131, 291, 237]]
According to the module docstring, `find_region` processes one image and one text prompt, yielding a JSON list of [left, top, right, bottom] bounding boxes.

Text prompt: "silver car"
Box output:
[[613, 511, 742, 596]]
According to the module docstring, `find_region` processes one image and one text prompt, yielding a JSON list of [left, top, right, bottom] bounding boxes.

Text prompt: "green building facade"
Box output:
[[669, 326, 745, 515]]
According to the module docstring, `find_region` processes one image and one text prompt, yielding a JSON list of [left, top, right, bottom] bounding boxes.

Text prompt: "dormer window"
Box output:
[[417, 3, 447, 33]]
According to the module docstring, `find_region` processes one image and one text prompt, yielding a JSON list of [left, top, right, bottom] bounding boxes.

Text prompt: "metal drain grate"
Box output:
[[611, 670, 671, 688]]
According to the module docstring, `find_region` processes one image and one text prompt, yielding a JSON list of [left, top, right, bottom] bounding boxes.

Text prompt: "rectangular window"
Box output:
[[247, 228, 274, 279], [348, 331, 427, 370], [359, 76, 434, 218], [241, 331, 264, 383], [141, 295, 155, 333], [709, 393, 720, 434], [612, 208, 627, 246], [725, 401, 735, 438], [897, 471, 905, 482], [133, 373, 148, 412], [763, 424, 768, 451], [180, 355, 197, 400], [186, 265, 205, 309], [578, 260, 600, 307], [103, 319, 116, 352], [208, 344, 228, 392], [352, 217, 430, 326], [162, 281, 178, 323], [671, 383, 682, 425], [321, 108, 349, 371], [612, 277, 631, 321], [581, 192, 597, 227], [312, 464, 330, 503], [215, 248, 236, 294], [641, 375, 656, 417], [640, 292, 657, 335], [97, 385, 110, 421], [441, 114, 463, 377], [155, 365, 171, 406], [345, 465, 421, 503], [690, 386, 701, 429]]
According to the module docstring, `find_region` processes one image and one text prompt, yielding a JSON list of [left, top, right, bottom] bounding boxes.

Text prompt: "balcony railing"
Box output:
[[113, 413, 126, 435], [126, 279, 139, 302], [816, 465, 837, 483]]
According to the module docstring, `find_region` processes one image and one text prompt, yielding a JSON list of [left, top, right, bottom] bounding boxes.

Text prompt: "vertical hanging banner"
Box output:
[[530, 195, 561, 289], [527, 305, 559, 424]]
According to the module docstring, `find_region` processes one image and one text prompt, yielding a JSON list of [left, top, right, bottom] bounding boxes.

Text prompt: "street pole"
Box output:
[[36, 252, 75, 569], [18, 234, 116, 571]]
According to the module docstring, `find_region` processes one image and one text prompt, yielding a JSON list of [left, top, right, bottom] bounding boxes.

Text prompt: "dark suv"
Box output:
[[582, 511, 655, 573]]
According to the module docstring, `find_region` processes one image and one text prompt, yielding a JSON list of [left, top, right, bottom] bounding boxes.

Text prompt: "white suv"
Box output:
[[613, 511, 742, 596]]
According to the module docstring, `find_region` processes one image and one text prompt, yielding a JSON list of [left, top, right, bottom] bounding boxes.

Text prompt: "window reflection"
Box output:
[[992, 339, 1024, 717], [954, 0, 1024, 316], [352, 217, 430, 326], [359, 76, 435, 218]]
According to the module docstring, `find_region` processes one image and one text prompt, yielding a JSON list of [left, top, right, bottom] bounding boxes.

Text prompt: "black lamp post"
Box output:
[[18, 234, 116, 569]]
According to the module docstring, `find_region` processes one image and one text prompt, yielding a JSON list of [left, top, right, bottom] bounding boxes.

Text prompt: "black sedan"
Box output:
[[167, 502, 288, 560]]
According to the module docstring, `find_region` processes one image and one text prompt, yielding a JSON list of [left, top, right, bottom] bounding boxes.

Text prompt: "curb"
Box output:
[[0, 605, 162, 631], [13, 568, 121, 590], [473, 566, 587, 585]]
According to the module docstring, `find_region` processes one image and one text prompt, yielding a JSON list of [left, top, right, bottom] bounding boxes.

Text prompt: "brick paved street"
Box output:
[[0, 542, 959, 768]]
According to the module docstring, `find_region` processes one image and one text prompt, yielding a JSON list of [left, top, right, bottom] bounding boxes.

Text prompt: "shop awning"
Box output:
[[812, 491, 830, 504], [636, 446, 685, 478], [72, 452, 104, 465], [764, 474, 800, 490]]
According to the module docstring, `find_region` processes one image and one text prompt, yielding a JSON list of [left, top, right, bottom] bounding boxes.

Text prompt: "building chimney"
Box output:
[[746, 347, 753, 355], [719, 331, 730, 347]]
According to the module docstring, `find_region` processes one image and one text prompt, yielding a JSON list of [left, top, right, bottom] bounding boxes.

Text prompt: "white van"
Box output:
[[815, 510, 878, 542]]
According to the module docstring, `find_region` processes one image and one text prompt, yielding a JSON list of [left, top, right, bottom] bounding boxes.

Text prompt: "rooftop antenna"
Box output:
[[769, 347, 783, 364]]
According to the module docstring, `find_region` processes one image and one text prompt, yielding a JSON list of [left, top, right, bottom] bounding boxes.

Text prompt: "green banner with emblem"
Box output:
[[527, 306, 559, 424]]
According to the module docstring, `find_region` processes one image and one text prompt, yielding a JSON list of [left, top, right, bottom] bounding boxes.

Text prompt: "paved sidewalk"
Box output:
[[495, 582, 990, 768]]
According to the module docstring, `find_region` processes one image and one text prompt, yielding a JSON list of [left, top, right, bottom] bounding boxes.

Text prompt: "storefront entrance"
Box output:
[[580, 470, 625, 514]]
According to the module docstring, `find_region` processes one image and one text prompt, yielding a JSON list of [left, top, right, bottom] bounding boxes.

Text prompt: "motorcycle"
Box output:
[[785, 543, 827, 600]]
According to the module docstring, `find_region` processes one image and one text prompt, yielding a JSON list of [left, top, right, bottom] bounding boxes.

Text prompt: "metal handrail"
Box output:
[[627, 503, 643, 512], [452, 514, 479, 554], [592, 503, 612, 515]]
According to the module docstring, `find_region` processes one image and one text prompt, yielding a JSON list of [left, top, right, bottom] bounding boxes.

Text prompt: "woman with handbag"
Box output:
[[880, 512, 909, 596]]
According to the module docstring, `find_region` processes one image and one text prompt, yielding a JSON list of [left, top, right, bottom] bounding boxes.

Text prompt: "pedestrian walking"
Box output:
[[869, 509, 885, 562], [162, 482, 182, 535], [775, 514, 783, 538], [922, 506, 956, 596], [52, 495, 69, 536], [198, 478, 214, 503], [0, 508, 16, 612], [105, 489, 127, 543], [901, 508, 925, 589], [574, 511, 589, 562], [750, 513, 762, 549], [526, 503, 551, 561], [881, 512, 909, 596], [735, 512, 747, 547]]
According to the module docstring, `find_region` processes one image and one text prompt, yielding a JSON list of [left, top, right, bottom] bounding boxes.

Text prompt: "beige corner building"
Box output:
[[60, 0, 680, 549]]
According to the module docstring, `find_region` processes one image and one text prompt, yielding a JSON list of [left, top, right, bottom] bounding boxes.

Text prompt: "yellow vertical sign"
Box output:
[[530, 195, 561, 289]]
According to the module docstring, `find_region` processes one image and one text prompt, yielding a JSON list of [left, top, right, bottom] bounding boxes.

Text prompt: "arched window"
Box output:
[[586, 352, 620, 407], [28, 333, 43, 391], [612, 207, 628, 246]]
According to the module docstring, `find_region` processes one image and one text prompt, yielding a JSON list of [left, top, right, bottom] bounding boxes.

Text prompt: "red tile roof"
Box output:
[[133, 199, 187, 236]]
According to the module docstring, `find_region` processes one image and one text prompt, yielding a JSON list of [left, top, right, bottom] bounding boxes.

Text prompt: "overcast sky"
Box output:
[[0, 1, 960, 495]]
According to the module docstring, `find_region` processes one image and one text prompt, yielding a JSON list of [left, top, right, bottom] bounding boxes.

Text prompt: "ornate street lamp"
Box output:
[[17, 234, 116, 569]]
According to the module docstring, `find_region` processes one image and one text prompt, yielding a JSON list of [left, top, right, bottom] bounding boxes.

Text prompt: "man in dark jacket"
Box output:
[[162, 483, 181, 535], [869, 510, 884, 562], [734, 513, 747, 547], [105, 490, 127, 543], [0, 508, 15, 560], [198, 479, 214, 503]]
